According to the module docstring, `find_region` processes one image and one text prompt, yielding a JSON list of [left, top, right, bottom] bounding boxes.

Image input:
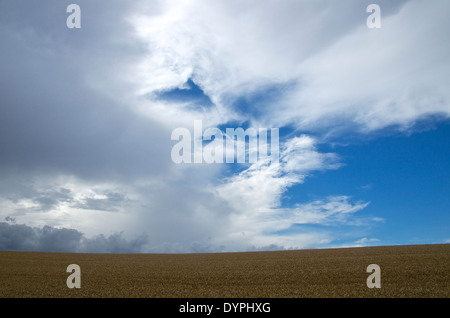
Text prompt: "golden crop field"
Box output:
[[0, 244, 448, 298]]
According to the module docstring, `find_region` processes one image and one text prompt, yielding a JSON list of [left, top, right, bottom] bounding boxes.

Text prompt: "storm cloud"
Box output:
[[0, 222, 147, 253]]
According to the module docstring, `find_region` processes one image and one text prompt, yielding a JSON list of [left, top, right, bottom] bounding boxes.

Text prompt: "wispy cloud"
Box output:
[[210, 136, 374, 250], [354, 237, 380, 246]]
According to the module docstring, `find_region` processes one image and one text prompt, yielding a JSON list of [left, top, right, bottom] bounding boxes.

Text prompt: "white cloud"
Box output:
[[0, 175, 138, 238], [124, 0, 449, 133], [279, 0, 450, 132], [216, 195, 372, 251], [216, 135, 340, 213], [354, 237, 380, 246]]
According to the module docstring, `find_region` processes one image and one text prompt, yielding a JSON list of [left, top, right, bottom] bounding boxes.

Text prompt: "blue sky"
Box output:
[[0, 0, 449, 252], [283, 120, 450, 246]]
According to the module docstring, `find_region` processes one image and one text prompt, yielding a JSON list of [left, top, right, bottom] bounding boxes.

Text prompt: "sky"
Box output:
[[0, 0, 449, 253]]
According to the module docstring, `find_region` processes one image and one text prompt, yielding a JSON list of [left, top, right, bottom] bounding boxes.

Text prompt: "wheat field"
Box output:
[[0, 244, 448, 298]]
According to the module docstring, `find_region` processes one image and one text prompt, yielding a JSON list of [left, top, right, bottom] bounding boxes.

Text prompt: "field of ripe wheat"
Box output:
[[0, 244, 448, 298]]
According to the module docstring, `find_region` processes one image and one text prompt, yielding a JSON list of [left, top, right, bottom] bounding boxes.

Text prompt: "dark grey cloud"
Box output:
[[79, 232, 148, 253], [0, 0, 170, 182], [0, 222, 82, 252], [0, 222, 148, 253]]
